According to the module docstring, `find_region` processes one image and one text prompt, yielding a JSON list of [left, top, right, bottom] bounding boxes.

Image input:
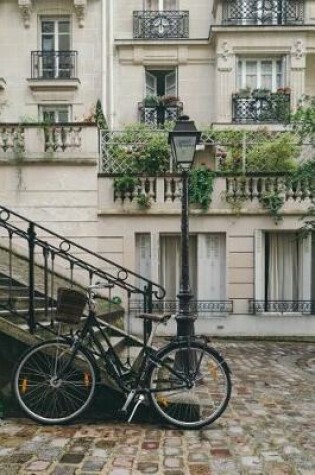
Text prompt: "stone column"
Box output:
[[215, 41, 235, 123], [290, 39, 306, 110]]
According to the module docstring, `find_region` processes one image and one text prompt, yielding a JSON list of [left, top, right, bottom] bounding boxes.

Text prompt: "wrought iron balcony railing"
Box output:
[[232, 92, 290, 123], [133, 11, 189, 39], [222, 0, 304, 25], [130, 300, 233, 318], [31, 51, 78, 79], [138, 102, 183, 127], [249, 300, 315, 315]]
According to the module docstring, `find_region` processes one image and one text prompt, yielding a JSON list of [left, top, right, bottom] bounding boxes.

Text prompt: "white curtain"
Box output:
[[159, 235, 196, 300], [267, 233, 303, 301]]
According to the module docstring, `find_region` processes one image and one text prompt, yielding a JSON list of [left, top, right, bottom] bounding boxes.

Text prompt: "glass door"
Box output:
[[41, 19, 70, 78]]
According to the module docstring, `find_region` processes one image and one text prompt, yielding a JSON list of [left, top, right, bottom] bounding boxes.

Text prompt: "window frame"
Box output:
[[39, 104, 71, 123], [237, 57, 285, 91]]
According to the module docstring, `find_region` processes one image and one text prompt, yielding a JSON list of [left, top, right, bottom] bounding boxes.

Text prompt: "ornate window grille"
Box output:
[[138, 103, 183, 127], [232, 93, 290, 123], [133, 11, 189, 39], [222, 0, 304, 25], [249, 300, 315, 315], [130, 300, 233, 317], [31, 51, 78, 79]]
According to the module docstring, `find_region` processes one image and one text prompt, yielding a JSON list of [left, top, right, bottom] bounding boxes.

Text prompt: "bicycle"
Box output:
[[12, 283, 232, 429]]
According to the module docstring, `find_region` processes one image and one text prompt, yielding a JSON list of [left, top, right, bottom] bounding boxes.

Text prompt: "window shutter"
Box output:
[[145, 71, 157, 96], [197, 234, 226, 301], [165, 70, 177, 96], [254, 230, 265, 300], [137, 234, 151, 290]]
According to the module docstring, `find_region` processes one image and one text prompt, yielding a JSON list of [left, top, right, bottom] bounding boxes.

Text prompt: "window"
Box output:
[[255, 231, 312, 312], [159, 234, 226, 301], [40, 105, 70, 123], [237, 58, 284, 91], [145, 69, 177, 97], [41, 18, 71, 78], [145, 0, 177, 11]]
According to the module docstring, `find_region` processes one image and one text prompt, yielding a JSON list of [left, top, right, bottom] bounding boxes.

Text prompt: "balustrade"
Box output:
[[0, 126, 25, 153], [222, 0, 304, 25]]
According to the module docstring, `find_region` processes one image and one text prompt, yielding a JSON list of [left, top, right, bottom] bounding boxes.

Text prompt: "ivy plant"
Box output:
[[188, 167, 215, 211]]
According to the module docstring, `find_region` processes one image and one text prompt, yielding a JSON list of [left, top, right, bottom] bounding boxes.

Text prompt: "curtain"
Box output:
[[267, 233, 302, 301], [159, 235, 196, 300]]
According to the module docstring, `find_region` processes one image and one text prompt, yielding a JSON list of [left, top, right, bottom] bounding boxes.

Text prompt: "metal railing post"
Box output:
[[27, 222, 36, 333]]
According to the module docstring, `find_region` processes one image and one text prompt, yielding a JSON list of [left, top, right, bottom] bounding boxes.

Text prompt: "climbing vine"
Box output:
[[188, 167, 215, 210]]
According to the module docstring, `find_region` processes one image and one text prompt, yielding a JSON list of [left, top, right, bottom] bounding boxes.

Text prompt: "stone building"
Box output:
[[0, 0, 314, 337]]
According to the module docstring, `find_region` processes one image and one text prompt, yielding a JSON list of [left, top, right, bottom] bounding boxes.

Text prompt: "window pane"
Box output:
[[146, 0, 159, 10], [164, 0, 176, 10], [59, 35, 70, 50], [58, 21, 69, 33], [261, 61, 272, 89], [42, 21, 54, 33], [245, 61, 258, 89]]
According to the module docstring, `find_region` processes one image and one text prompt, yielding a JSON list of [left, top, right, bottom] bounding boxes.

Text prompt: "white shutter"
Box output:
[[300, 233, 312, 301], [165, 70, 177, 96], [254, 230, 265, 300], [136, 234, 151, 290], [197, 234, 226, 300], [145, 71, 157, 96]]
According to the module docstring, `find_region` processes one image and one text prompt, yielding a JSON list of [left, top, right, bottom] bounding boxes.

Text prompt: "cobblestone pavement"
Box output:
[[0, 341, 314, 475]]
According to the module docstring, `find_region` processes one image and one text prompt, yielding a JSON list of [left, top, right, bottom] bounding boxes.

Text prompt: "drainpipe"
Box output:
[[101, 0, 107, 119], [108, 0, 114, 129]]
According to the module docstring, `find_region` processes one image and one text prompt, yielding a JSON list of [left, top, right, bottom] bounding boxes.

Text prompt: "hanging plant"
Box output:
[[259, 191, 285, 223], [188, 167, 215, 211]]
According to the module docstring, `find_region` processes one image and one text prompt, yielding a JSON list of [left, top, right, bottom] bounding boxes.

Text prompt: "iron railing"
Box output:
[[138, 103, 183, 127], [232, 93, 290, 123], [133, 11, 189, 39], [249, 300, 315, 315], [130, 300, 233, 318], [0, 206, 165, 333], [31, 51, 78, 79], [222, 0, 304, 25]]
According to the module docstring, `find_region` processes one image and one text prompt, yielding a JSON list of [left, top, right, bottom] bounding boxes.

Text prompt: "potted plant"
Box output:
[[144, 95, 160, 107], [159, 95, 179, 107], [252, 88, 271, 98], [237, 87, 252, 98]]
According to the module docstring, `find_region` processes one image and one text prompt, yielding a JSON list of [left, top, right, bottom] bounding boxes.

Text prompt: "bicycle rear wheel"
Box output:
[[147, 341, 231, 429], [13, 340, 96, 424]]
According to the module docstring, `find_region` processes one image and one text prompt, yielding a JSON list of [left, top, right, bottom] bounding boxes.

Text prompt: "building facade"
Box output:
[[1, 0, 314, 336]]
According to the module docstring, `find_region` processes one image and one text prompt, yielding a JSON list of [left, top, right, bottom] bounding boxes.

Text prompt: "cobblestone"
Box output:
[[0, 341, 314, 474]]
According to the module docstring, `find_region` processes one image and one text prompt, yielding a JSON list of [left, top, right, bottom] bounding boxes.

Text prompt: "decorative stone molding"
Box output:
[[217, 41, 233, 71], [18, 0, 32, 28], [291, 39, 306, 69], [73, 0, 87, 28], [0, 78, 6, 90]]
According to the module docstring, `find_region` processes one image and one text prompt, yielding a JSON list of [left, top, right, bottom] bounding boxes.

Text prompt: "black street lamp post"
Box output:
[[168, 116, 201, 339]]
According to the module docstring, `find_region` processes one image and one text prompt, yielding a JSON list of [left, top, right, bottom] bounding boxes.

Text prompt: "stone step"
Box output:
[[0, 285, 33, 298], [0, 296, 51, 311]]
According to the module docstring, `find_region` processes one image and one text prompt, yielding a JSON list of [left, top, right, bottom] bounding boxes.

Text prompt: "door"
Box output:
[[165, 70, 177, 97], [146, 0, 177, 11], [41, 19, 70, 78], [145, 70, 158, 97]]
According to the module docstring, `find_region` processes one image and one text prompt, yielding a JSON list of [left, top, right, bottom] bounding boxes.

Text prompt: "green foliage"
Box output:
[[290, 95, 315, 143], [114, 175, 138, 194], [259, 191, 285, 223], [202, 127, 299, 173], [188, 167, 215, 210], [95, 100, 108, 130], [107, 123, 171, 174], [245, 133, 298, 173], [137, 193, 151, 209]]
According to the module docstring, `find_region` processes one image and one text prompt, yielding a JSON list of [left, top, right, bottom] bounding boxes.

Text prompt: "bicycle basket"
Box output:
[[56, 287, 87, 324]]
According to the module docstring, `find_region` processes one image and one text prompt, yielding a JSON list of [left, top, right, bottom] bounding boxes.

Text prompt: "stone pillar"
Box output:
[[290, 39, 306, 110], [215, 41, 235, 123]]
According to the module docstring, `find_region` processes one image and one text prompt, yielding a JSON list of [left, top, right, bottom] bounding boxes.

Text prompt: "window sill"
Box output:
[[27, 78, 80, 91]]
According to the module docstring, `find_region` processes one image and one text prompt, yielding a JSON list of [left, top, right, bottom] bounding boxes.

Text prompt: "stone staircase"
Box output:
[[0, 272, 145, 396]]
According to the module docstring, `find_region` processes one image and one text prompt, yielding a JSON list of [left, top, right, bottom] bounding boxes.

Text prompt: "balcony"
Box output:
[[138, 101, 183, 127], [133, 11, 189, 39], [249, 300, 315, 315], [98, 174, 314, 214], [0, 123, 98, 161], [28, 51, 79, 91], [232, 91, 290, 123], [222, 0, 304, 26]]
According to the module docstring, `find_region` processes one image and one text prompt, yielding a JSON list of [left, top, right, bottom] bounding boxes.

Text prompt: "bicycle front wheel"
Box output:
[[147, 342, 231, 429], [13, 340, 96, 424]]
